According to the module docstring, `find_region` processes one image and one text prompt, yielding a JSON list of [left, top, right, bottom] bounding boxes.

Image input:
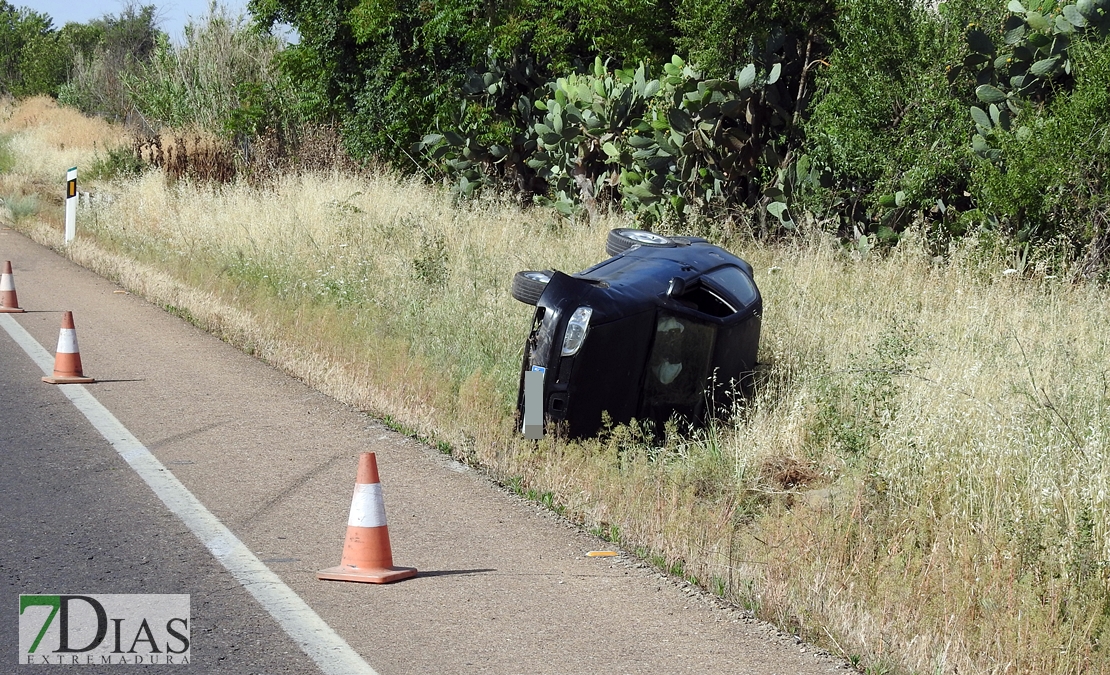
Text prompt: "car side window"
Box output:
[[705, 266, 759, 309]]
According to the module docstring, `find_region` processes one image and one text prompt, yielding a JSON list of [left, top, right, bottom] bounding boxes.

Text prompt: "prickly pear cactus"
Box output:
[[415, 55, 545, 199], [527, 58, 658, 218], [420, 53, 796, 227], [949, 0, 1107, 164]]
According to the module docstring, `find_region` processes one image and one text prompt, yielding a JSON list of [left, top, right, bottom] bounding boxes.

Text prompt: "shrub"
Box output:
[[122, 5, 302, 145], [421, 56, 807, 231], [0, 132, 14, 173], [802, 0, 996, 238], [970, 33, 1110, 272], [86, 143, 145, 180]]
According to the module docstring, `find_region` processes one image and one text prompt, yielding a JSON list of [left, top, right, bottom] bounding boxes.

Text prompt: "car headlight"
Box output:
[[561, 306, 593, 356]]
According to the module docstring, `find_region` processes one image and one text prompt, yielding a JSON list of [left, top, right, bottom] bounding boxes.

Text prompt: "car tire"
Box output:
[[511, 270, 553, 305], [605, 228, 678, 257]]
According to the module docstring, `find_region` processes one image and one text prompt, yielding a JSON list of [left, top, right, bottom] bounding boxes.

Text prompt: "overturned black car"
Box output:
[[512, 228, 762, 439]]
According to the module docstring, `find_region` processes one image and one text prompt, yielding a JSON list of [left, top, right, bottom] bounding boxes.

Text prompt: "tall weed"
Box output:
[[123, 5, 301, 142], [56, 5, 160, 122]]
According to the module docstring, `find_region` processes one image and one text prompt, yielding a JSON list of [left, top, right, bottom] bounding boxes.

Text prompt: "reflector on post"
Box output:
[[65, 166, 77, 244]]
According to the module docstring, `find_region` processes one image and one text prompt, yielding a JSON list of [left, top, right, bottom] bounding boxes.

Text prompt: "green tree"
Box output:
[[487, 0, 678, 72], [0, 2, 67, 97], [674, 0, 833, 79], [249, 0, 682, 164]]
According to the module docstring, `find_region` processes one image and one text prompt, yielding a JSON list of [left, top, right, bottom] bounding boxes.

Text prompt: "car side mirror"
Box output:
[[667, 277, 686, 297]]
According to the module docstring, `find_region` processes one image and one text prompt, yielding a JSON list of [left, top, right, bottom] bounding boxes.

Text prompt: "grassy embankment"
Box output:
[[2, 96, 1109, 675]]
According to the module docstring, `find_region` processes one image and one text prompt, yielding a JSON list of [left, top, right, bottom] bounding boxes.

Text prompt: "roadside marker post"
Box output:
[[65, 166, 77, 244]]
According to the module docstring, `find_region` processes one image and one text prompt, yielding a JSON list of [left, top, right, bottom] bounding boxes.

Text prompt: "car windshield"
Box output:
[[639, 311, 716, 423]]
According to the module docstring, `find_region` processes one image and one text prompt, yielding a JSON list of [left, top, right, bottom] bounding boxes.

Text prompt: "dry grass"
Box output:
[[3, 97, 1109, 674], [0, 96, 123, 179], [715, 238, 1110, 673], [0, 96, 130, 225]]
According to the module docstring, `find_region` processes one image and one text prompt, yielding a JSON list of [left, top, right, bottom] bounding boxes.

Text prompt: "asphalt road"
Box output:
[[0, 226, 849, 674], [0, 328, 319, 673]]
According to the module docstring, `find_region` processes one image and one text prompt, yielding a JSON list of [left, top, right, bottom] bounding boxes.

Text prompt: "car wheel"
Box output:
[[511, 270, 553, 305], [605, 228, 678, 256]]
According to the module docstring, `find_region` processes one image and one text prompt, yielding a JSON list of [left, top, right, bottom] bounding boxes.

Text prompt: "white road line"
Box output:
[[1, 313, 380, 675]]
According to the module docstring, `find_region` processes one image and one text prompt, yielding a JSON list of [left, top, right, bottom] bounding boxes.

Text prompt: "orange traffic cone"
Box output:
[[42, 311, 95, 384], [317, 452, 417, 584], [0, 261, 25, 313]]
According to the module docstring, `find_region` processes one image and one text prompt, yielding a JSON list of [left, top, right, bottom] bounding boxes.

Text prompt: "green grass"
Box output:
[[0, 133, 15, 173]]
